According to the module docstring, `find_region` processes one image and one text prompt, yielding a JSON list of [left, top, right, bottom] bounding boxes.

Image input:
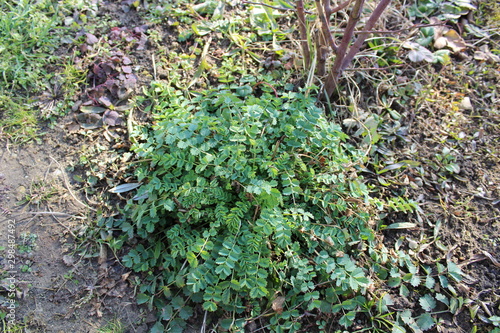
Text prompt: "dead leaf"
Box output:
[[99, 96, 113, 108], [431, 18, 467, 53], [76, 113, 102, 127], [460, 97, 473, 111], [98, 243, 107, 265], [121, 271, 131, 281], [66, 122, 80, 133], [474, 44, 500, 63], [443, 29, 467, 53], [272, 296, 285, 314], [62, 255, 76, 266], [86, 33, 99, 45], [122, 56, 132, 65], [402, 41, 434, 63], [103, 110, 122, 126]]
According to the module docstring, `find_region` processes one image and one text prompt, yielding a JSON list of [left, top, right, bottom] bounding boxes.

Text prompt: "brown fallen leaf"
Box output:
[[86, 33, 99, 45], [103, 110, 123, 126], [121, 271, 132, 281], [431, 17, 467, 53], [272, 295, 285, 314], [98, 243, 107, 265], [474, 44, 500, 63], [62, 254, 76, 266]]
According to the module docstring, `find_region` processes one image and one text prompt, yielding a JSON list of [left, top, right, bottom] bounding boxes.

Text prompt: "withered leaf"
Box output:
[[474, 44, 500, 63], [431, 18, 467, 53], [122, 66, 132, 74], [122, 56, 132, 65], [99, 96, 113, 107], [80, 106, 107, 114], [272, 296, 285, 314], [86, 33, 98, 45], [103, 110, 122, 126], [62, 255, 76, 266]]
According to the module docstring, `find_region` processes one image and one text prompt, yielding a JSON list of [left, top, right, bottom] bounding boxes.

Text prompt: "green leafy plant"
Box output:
[[97, 319, 125, 333], [0, 0, 81, 141], [0, 0, 63, 90], [115, 79, 384, 330], [18, 232, 38, 254]]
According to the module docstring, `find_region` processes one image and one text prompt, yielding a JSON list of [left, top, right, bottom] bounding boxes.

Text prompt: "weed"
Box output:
[[0, 95, 38, 143], [101, 77, 426, 331], [19, 180, 58, 208], [97, 319, 125, 333], [0, 0, 61, 90], [1, 321, 25, 333], [0, 0, 80, 141], [18, 233, 38, 254]]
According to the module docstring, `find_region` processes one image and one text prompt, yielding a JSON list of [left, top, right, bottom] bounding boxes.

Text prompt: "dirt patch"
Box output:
[[1, 0, 500, 332], [0, 137, 151, 332]]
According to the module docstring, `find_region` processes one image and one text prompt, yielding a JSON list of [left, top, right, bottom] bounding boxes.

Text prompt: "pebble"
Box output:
[[460, 97, 473, 111], [16, 185, 27, 201]]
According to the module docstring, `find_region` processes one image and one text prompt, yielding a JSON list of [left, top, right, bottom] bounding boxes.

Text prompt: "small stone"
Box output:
[[460, 97, 473, 110], [408, 239, 418, 250], [16, 185, 26, 201], [52, 169, 63, 179], [62, 255, 75, 267]]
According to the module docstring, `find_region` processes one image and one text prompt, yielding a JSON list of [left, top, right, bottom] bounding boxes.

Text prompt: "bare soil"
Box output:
[[0, 1, 499, 332]]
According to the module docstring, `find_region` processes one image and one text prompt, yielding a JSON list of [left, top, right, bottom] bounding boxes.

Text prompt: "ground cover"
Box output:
[[0, 0, 498, 332]]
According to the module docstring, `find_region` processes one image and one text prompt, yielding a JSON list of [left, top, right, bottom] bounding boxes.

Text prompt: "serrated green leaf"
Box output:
[[388, 277, 402, 288], [339, 311, 356, 327], [150, 321, 165, 333], [400, 309, 413, 324], [179, 306, 193, 320], [400, 284, 410, 297], [438, 274, 449, 288], [186, 251, 198, 268], [202, 301, 217, 312], [380, 294, 394, 313], [435, 293, 449, 306], [419, 294, 436, 311], [220, 318, 235, 329], [447, 261, 462, 282], [410, 274, 421, 287], [425, 275, 435, 290], [416, 313, 435, 330]]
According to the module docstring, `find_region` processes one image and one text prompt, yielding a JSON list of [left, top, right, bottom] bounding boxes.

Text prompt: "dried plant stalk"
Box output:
[[322, 0, 365, 98], [296, 0, 311, 68], [341, 0, 392, 71]]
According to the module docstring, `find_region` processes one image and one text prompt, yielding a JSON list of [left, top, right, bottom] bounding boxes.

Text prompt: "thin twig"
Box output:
[[152, 53, 157, 81], [343, 64, 404, 71], [341, 0, 392, 72], [322, 0, 366, 98], [49, 156, 97, 211], [296, 0, 311, 68], [200, 310, 207, 333], [315, 0, 338, 53], [242, 1, 313, 14], [330, 22, 446, 35], [50, 212, 77, 238], [23, 211, 87, 219], [328, 0, 353, 16]]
